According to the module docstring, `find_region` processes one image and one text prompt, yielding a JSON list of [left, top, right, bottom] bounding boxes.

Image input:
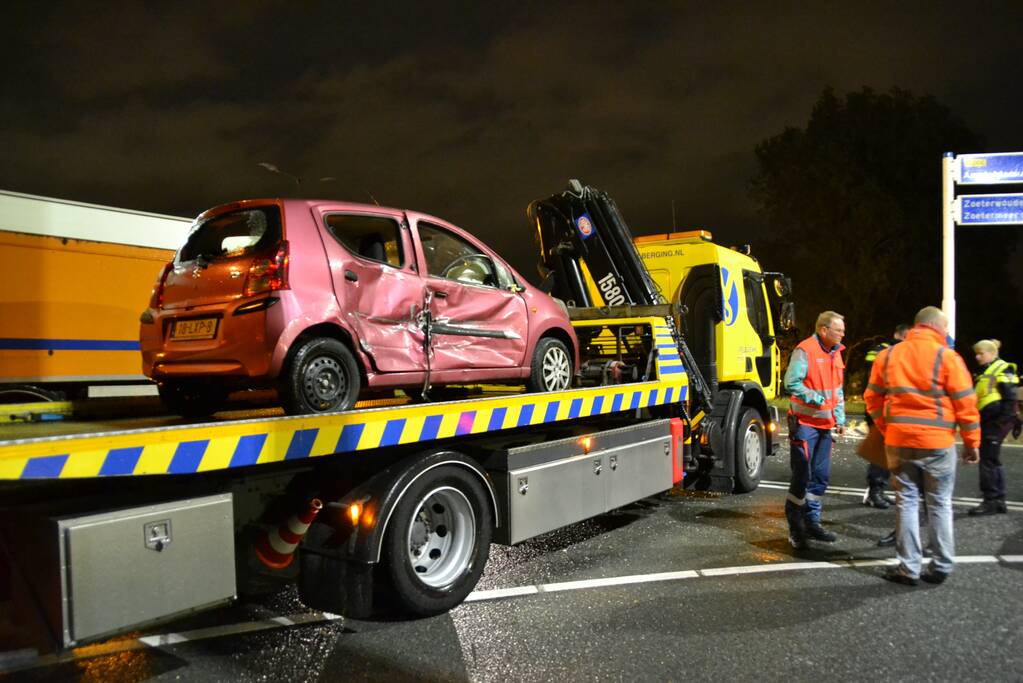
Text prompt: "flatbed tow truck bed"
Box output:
[[0, 322, 686, 482]]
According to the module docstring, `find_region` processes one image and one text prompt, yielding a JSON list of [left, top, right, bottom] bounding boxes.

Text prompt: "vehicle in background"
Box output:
[[0, 190, 191, 403], [140, 198, 578, 417]]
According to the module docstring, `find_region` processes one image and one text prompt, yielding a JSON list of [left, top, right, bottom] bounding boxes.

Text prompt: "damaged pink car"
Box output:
[[139, 199, 578, 417]]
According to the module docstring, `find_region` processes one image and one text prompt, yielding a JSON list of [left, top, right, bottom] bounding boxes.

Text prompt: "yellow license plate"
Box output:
[[171, 318, 218, 340]]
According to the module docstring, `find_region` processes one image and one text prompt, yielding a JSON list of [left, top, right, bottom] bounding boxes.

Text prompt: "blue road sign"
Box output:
[[956, 193, 1023, 225], [958, 152, 1023, 185]]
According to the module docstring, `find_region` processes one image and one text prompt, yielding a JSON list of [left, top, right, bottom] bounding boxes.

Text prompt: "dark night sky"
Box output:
[[3, 1, 1023, 288]]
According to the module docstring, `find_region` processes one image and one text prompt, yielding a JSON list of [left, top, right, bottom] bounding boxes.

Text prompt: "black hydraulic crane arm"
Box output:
[[529, 180, 714, 414]]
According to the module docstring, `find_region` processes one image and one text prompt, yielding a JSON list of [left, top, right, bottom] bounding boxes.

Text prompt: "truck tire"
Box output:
[[381, 465, 492, 616], [527, 337, 572, 392], [734, 407, 766, 492], [282, 338, 361, 415], [159, 381, 227, 419]]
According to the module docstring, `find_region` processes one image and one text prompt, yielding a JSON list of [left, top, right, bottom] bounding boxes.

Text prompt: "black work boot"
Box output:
[[968, 500, 1006, 516], [863, 487, 891, 509], [877, 530, 896, 547], [786, 502, 808, 549], [806, 522, 837, 543]]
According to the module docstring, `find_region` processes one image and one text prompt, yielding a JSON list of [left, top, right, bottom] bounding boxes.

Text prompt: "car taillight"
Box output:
[[245, 241, 290, 297], [149, 262, 173, 309]]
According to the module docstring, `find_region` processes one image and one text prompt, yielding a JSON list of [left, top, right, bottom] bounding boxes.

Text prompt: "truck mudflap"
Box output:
[[298, 450, 497, 617]]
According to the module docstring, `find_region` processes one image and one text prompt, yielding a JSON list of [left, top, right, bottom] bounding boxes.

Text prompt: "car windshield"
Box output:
[[178, 207, 282, 263]]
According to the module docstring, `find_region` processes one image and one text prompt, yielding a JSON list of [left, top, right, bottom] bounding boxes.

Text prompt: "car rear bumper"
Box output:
[[140, 297, 281, 380]]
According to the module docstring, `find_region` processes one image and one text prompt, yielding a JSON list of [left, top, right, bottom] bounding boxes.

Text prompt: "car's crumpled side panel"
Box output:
[[426, 280, 527, 370]]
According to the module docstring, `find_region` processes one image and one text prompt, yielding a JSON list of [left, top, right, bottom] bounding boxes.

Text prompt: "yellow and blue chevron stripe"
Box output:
[[0, 371, 688, 481]]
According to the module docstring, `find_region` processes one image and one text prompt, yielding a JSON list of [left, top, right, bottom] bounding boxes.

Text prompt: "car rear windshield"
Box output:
[[177, 206, 282, 263]]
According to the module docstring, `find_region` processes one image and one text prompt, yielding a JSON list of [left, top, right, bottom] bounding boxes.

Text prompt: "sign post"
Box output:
[[943, 151, 1023, 339]]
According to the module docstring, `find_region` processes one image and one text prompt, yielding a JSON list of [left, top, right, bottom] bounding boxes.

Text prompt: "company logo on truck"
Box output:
[[576, 214, 595, 240], [721, 267, 739, 326]]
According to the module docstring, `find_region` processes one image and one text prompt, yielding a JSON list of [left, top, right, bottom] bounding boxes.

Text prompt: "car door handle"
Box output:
[[345, 270, 358, 282], [432, 290, 448, 298]]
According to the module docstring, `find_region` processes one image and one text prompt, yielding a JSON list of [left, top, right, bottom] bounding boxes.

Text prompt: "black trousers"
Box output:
[[979, 430, 1007, 501]]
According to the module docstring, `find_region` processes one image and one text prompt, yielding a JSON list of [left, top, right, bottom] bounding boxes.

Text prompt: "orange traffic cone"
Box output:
[[254, 498, 323, 570]]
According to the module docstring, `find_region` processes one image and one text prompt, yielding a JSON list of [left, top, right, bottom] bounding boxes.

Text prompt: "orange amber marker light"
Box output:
[[580, 436, 593, 453], [768, 422, 777, 433], [348, 503, 362, 525]]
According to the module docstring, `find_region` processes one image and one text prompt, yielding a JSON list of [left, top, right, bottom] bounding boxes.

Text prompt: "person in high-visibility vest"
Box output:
[[784, 310, 846, 549], [968, 339, 1020, 516], [864, 306, 980, 586], [862, 323, 910, 511]]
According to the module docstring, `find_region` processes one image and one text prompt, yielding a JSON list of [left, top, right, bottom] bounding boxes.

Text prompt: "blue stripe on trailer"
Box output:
[[611, 393, 623, 413], [336, 424, 365, 452], [419, 415, 442, 442], [659, 365, 686, 374], [648, 389, 659, 406], [658, 353, 681, 361], [656, 343, 677, 349], [630, 392, 642, 410], [0, 337, 142, 351], [380, 419, 407, 447], [231, 434, 268, 468], [488, 407, 507, 431], [100, 447, 143, 476], [22, 454, 68, 478], [169, 441, 209, 474], [591, 395, 604, 414], [568, 398, 583, 418], [543, 401, 560, 423], [664, 386, 674, 404], [285, 429, 319, 461], [517, 404, 535, 426]]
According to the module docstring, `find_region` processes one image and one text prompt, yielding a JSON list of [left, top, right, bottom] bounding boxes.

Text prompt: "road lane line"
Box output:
[[759, 480, 1023, 510], [7, 552, 1020, 675]]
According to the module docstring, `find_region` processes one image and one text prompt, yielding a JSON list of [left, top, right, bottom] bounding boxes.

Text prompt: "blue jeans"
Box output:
[[786, 423, 833, 528], [890, 445, 957, 577]]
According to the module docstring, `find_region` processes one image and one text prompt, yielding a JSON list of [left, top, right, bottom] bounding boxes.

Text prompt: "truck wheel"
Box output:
[[734, 407, 766, 493], [381, 465, 492, 616], [527, 337, 572, 392], [159, 381, 227, 419], [282, 338, 361, 415]]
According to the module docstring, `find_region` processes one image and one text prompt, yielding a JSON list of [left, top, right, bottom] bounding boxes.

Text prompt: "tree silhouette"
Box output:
[[749, 86, 1020, 386]]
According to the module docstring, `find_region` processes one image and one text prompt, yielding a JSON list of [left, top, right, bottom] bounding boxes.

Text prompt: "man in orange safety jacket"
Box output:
[[784, 310, 846, 549], [864, 306, 980, 586]]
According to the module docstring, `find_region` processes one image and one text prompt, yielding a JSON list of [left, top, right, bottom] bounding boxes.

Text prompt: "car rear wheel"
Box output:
[[282, 337, 361, 415], [527, 337, 572, 392], [159, 381, 228, 419]]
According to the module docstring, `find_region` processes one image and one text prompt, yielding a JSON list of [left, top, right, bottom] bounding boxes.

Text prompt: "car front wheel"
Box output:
[[527, 337, 572, 392]]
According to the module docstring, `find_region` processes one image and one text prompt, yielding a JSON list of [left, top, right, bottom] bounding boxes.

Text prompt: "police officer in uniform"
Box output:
[[862, 324, 910, 509], [968, 339, 1020, 516]]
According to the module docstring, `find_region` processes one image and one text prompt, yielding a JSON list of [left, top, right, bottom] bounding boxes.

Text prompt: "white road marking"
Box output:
[[758, 480, 1023, 511], [7, 554, 1022, 674]]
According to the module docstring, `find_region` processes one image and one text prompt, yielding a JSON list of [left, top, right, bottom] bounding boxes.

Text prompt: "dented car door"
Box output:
[[317, 208, 426, 373], [411, 218, 528, 370]]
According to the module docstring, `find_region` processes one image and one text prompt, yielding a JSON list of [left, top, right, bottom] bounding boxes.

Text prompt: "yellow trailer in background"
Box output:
[[0, 190, 191, 400]]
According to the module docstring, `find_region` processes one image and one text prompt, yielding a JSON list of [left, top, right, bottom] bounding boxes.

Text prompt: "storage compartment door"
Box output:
[[58, 493, 236, 647]]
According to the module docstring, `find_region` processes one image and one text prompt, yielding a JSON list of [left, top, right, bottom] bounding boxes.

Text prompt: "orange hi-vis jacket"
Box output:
[[863, 325, 980, 450], [788, 335, 845, 429]]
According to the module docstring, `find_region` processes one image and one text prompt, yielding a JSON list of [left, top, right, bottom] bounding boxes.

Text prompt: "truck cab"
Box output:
[[633, 230, 794, 401]]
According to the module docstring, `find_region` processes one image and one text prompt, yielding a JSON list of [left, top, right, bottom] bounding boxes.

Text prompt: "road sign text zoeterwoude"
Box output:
[[955, 194, 1023, 225]]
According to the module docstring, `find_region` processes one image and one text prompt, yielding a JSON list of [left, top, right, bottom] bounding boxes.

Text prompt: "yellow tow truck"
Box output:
[[0, 181, 791, 655]]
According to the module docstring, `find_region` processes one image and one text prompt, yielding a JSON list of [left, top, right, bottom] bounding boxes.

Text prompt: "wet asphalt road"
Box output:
[[6, 431, 1023, 681]]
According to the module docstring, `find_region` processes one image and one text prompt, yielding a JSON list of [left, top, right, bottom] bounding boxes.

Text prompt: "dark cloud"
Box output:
[[2, 1, 1022, 279]]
